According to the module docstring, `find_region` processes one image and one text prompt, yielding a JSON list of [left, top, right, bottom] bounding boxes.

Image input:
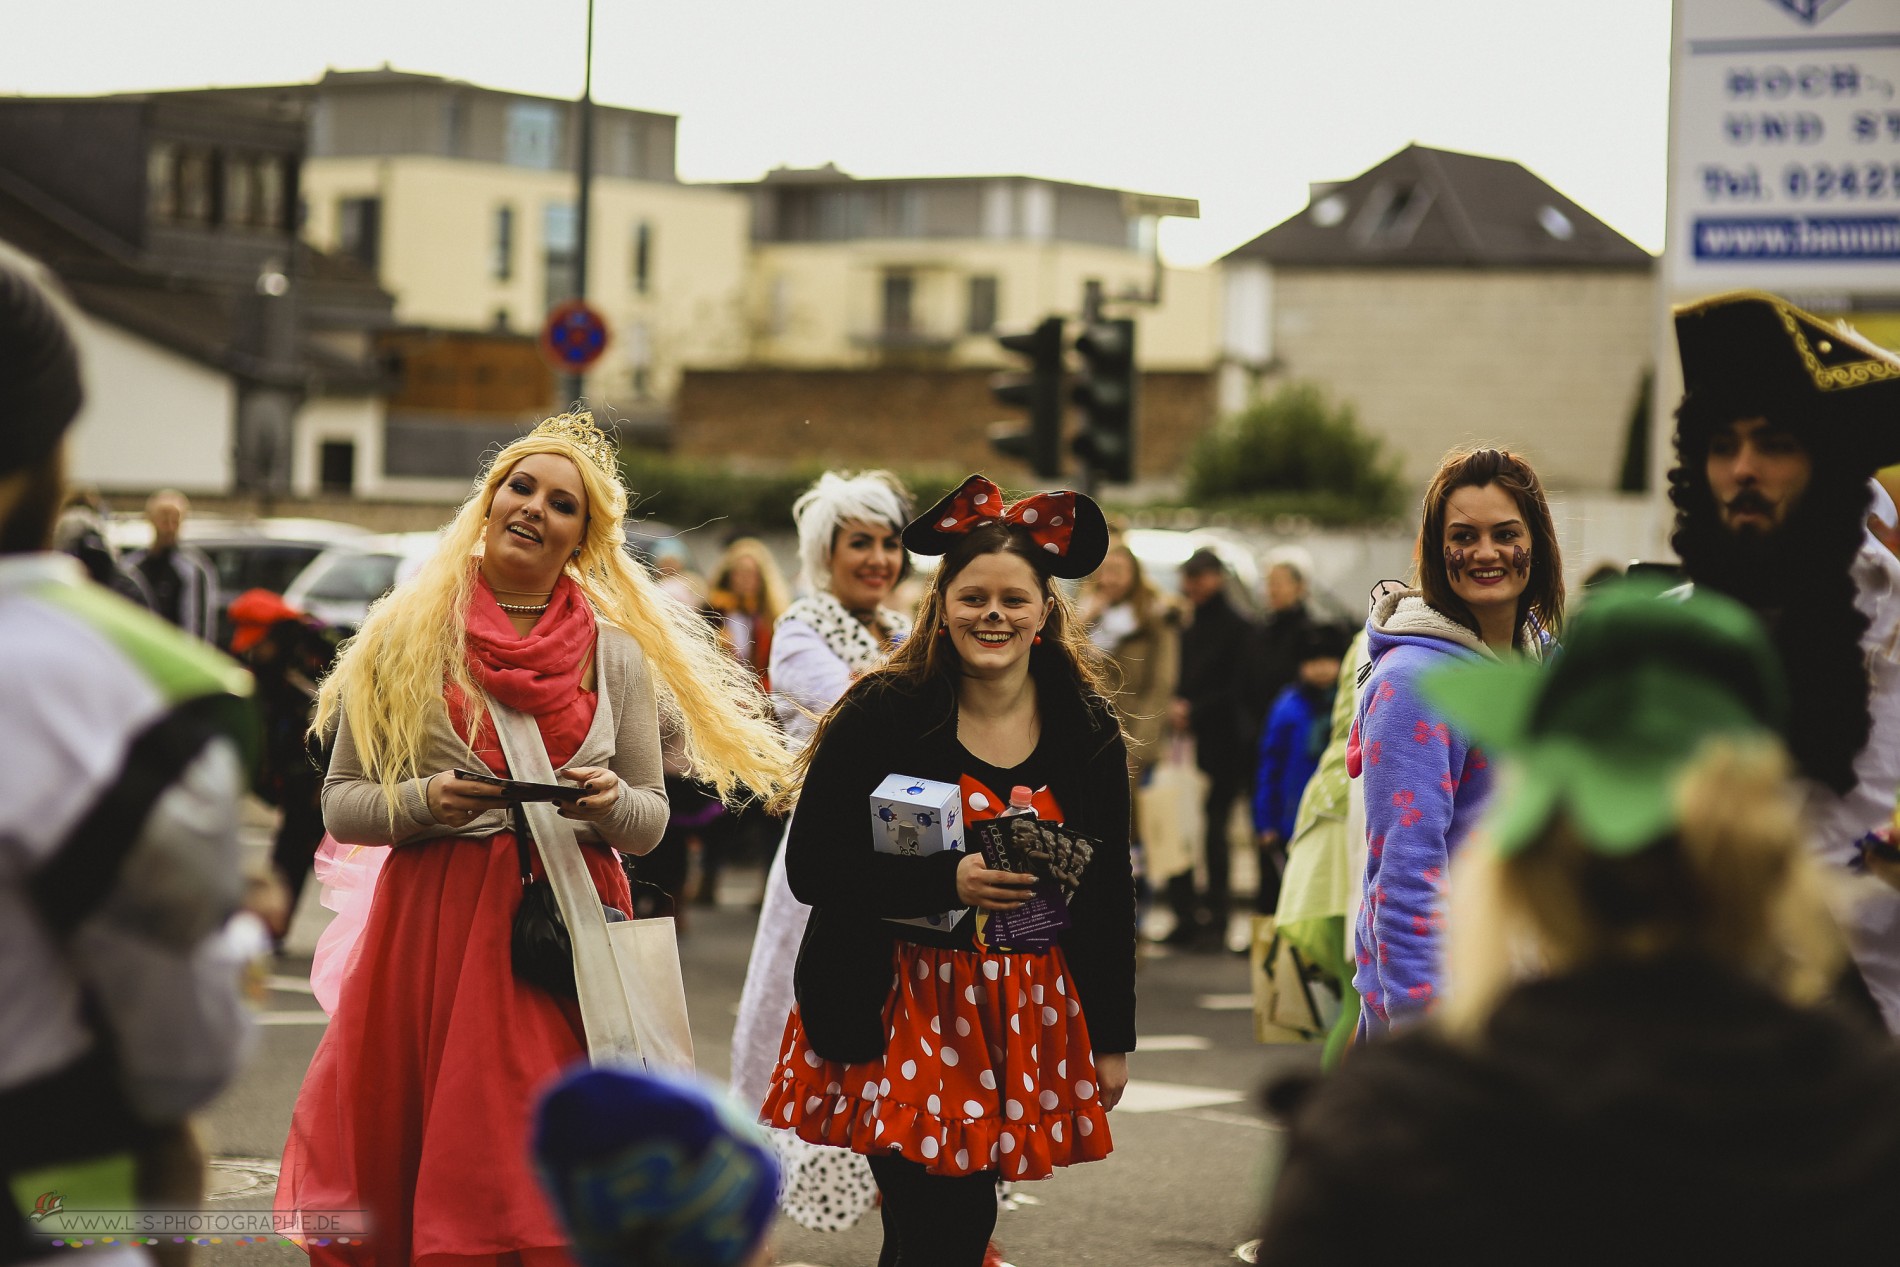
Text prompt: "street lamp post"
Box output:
[[564, 0, 596, 406]]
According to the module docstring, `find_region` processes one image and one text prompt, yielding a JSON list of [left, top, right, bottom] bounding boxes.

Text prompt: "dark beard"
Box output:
[[1688, 523, 1802, 612]]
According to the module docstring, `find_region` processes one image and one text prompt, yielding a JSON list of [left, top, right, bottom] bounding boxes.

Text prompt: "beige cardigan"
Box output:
[[322, 621, 669, 854]]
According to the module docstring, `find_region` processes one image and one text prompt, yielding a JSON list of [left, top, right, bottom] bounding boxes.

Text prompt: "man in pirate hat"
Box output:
[[1669, 289, 1900, 1028]]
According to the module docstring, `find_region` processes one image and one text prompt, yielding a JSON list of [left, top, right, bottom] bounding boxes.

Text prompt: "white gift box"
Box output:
[[870, 773, 968, 933]]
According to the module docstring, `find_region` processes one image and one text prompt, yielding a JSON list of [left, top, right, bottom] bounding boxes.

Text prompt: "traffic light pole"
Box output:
[[564, 0, 596, 406]]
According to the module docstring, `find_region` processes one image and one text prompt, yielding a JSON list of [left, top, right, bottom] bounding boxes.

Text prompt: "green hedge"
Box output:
[[1184, 382, 1401, 524]]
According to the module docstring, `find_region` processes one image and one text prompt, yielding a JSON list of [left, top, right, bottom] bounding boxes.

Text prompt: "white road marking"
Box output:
[[1137, 1034, 1213, 1051], [255, 1011, 329, 1026], [1113, 1079, 1247, 1114], [267, 975, 315, 994], [1197, 993, 1255, 1011]]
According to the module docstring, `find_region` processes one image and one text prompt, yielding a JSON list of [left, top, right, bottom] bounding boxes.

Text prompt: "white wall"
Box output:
[[291, 395, 385, 497], [65, 316, 236, 494]]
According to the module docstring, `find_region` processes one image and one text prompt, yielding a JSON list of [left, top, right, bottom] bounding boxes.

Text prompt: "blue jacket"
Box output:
[[1253, 682, 1334, 842]]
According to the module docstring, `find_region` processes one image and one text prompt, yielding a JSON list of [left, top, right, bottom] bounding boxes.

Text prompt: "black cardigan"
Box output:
[[785, 664, 1137, 1063]]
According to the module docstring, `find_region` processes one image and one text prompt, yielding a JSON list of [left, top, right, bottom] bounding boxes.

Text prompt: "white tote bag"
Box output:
[[1138, 737, 1207, 883], [490, 696, 695, 1074]]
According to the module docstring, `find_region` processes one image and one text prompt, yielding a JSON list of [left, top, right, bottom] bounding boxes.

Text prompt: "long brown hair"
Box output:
[[1416, 446, 1564, 643], [769, 519, 1120, 813]]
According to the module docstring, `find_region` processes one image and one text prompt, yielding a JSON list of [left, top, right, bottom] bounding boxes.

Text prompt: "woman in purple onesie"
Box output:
[[1347, 448, 1563, 1037]]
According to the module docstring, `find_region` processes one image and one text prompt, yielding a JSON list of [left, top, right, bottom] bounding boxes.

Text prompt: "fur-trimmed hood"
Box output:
[[1365, 588, 1546, 665]]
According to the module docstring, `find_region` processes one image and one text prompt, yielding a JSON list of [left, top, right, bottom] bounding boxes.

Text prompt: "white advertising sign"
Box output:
[[1667, 0, 1900, 296]]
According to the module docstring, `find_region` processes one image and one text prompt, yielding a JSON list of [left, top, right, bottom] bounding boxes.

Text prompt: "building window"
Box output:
[[544, 202, 578, 310], [318, 441, 356, 494], [965, 275, 998, 334], [506, 102, 563, 170], [147, 143, 177, 221], [338, 197, 382, 270], [176, 149, 214, 224], [223, 155, 257, 228], [632, 221, 651, 294], [493, 205, 515, 281], [882, 270, 914, 337], [258, 159, 287, 231]]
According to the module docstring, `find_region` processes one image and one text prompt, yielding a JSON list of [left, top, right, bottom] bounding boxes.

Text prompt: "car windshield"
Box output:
[[304, 553, 402, 603]]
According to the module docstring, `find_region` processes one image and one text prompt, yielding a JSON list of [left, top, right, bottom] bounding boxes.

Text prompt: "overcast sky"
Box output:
[[1, 0, 1674, 265]]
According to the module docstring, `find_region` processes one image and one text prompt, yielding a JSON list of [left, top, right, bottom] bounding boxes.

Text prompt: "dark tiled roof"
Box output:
[[1223, 144, 1650, 270]]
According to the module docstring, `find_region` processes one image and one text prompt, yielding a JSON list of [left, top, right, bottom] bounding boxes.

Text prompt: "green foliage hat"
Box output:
[[1420, 581, 1785, 857]]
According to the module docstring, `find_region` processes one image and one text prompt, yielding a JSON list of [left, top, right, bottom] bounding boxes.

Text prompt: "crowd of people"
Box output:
[[14, 244, 1900, 1267]]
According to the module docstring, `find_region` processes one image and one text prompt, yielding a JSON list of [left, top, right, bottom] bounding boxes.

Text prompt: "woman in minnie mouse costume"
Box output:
[[762, 475, 1136, 1266]]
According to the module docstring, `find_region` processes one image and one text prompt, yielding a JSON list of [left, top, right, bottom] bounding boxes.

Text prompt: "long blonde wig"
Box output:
[[1439, 739, 1845, 1037], [314, 413, 788, 820]]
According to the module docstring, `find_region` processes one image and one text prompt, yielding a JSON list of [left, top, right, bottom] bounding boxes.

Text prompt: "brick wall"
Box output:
[[673, 366, 1215, 481]]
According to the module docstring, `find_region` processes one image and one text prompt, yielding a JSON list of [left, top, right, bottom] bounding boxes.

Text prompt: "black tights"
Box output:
[[867, 1153, 999, 1267]]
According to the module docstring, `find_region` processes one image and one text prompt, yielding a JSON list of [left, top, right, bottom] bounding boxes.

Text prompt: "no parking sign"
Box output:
[[541, 300, 610, 372]]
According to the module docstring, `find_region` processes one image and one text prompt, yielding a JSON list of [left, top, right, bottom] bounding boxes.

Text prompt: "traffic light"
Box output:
[[988, 316, 1065, 479], [1072, 317, 1136, 483]]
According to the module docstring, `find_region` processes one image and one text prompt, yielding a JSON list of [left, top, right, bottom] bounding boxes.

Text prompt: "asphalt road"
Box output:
[[193, 835, 1316, 1266]]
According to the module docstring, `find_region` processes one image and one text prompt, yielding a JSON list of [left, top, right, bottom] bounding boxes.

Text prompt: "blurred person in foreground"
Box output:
[[1669, 291, 1900, 1029], [1167, 546, 1261, 949], [534, 1068, 781, 1267], [0, 262, 254, 1264], [1251, 621, 1352, 917], [728, 470, 910, 1235], [1349, 447, 1563, 1036], [122, 489, 217, 642], [276, 412, 787, 1266], [1255, 583, 1900, 1266]]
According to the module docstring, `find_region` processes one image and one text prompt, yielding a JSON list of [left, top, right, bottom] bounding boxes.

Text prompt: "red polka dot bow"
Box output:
[[928, 476, 1079, 559], [903, 473, 1109, 579]]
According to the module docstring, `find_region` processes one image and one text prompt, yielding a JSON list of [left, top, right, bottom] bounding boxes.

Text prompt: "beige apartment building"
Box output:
[[674, 167, 1220, 481], [733, 166, 1217, 372], [1219, 144, 1656, 496], [209, 71, 751, 430]]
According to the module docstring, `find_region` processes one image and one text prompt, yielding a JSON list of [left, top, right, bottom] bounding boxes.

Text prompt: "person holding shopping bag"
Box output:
[[277, 411, 787, 1266], [762, 475, 1137, 1267]]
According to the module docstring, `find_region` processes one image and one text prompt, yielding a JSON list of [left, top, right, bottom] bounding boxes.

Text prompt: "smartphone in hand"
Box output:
[[452, 769, 588, 804]]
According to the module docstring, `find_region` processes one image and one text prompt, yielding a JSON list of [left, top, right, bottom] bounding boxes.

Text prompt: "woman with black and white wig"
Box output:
[[729, 469, 913, 1231]]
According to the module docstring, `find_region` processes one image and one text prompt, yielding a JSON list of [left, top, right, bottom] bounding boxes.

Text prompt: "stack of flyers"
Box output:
[[972, 817, 1094, 952]]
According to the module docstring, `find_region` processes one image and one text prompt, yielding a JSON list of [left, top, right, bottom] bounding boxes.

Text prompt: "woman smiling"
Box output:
[[1347, 447, 1564, 1039], [762, 475, 1137, 1266]]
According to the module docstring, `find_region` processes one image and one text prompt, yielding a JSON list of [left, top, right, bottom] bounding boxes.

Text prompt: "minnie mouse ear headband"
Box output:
[[903, 474, 1109, 580]]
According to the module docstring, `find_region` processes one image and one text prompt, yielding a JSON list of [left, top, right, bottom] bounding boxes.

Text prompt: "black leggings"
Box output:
[[866, 1153, 999, 1267]]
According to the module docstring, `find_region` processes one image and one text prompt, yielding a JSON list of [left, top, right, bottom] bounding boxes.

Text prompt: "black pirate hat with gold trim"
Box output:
[[1674, 290, 1900, 467]]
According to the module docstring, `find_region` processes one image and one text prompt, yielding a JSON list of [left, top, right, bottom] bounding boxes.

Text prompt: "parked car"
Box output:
[[108, 515, 371, 647], [282, 531, 443, 632]]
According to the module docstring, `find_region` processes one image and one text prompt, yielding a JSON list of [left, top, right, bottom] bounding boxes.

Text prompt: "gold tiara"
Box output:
[[529, 411, 622, 479]]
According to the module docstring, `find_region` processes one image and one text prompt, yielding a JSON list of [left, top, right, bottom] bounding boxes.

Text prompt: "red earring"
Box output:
[[1033, 634, 1042, 646], [938, 625, 949, 637]]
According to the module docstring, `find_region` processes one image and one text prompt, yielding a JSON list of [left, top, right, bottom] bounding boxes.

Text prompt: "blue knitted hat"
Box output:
[[533, 1067, 781, 1267]]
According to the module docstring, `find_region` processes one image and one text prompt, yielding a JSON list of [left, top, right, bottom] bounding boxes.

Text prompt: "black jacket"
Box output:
[[1176, 590, 1261, 775], [785, 663, 1136, 1063]]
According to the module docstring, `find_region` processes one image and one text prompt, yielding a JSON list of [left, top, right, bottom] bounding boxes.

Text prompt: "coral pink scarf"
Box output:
[[450, 573, 599, 773]]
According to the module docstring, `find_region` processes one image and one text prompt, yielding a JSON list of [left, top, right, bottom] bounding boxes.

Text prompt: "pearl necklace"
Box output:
[[496, 600, 550, 615]]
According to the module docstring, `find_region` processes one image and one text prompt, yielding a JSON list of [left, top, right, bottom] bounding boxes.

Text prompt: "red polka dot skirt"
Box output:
[[760, 942, 1113, 1180]]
